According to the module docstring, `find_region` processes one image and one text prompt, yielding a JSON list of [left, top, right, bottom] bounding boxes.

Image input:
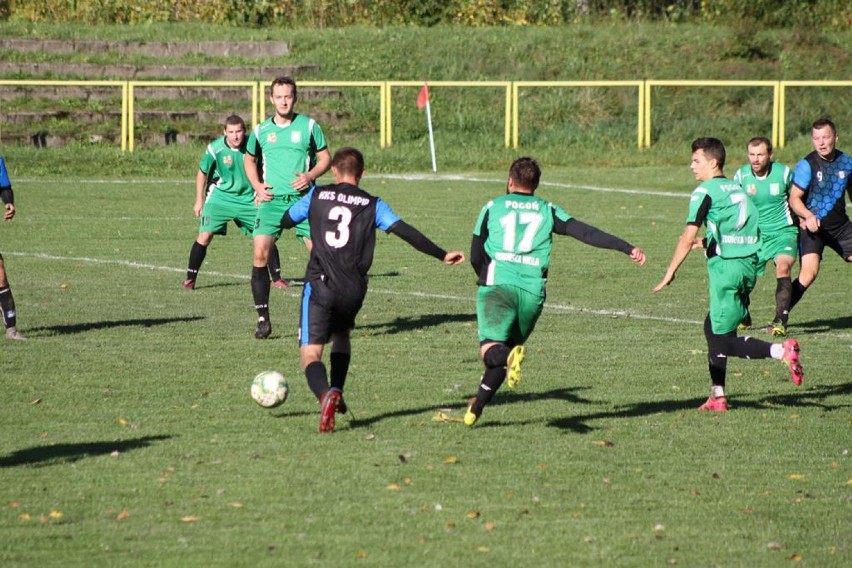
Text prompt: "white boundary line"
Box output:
[[6, 250, 699, 326]]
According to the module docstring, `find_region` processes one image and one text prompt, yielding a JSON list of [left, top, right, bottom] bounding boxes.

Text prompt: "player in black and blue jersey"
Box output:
[[281, 147, 465, 433], [0, 156, 25, 340], [787, 118, 852, 318]]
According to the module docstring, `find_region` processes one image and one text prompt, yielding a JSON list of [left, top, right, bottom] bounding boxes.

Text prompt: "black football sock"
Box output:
[[0, 286, 17, 329], [329, 351, 351, 392], [483, 344, 510, 368], [704, 316, 727, 389], [471, 366, 506, 415], [304, 361, 329, 401], [775, 276, 792, 324], [186, 241, 207, 281], [267, 243, 283, 282], [789, 278, 808, 310], [251, 266, 270, 319]]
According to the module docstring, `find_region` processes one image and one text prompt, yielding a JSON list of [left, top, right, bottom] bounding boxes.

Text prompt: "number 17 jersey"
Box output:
[[473, 193, 572, 297]]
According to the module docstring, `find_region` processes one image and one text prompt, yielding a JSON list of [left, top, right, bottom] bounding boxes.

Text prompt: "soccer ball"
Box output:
[[251, 370, 289, 408]]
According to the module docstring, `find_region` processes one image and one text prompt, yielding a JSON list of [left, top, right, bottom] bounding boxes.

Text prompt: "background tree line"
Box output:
[[2, 0, 849, 30]]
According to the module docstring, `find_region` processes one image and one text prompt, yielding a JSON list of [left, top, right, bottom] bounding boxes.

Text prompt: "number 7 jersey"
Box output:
[[473, 193, 571, 296], [687, 177, 760, 259]]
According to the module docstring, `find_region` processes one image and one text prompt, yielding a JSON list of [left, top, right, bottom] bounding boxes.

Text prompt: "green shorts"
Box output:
[[476, 284, 545, 345], [757, 225, 798, 275], [707, 255, 758, 335], [254, 193, 311, 240], [199, 196, 256, 237]]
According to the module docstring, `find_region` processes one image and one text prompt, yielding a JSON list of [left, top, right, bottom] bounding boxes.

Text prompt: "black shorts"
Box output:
[[298, 278, 364, 347], [799, 220, 852, 261]]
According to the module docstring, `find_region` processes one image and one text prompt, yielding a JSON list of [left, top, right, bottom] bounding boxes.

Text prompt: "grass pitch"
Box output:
[[0, 167, 849, 566]]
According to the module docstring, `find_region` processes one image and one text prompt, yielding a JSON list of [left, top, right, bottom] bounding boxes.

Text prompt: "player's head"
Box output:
[[690, 137, 726, 181], [811, 117, 838, 159], [331, 147, 365, 182], [507, 157, 541, 194], [270, 76, 297, 117], [746, 136, 772, 175], [223, 114, 246, 148]]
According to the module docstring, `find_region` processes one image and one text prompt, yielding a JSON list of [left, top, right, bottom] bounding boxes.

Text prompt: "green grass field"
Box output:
[[1, 166, 849, 566]]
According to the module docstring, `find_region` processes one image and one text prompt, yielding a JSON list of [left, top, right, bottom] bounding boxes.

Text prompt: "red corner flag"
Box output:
[[416, 84, 430, 110]]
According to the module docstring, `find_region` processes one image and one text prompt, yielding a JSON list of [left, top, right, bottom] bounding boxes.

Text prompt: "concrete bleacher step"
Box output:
[[0, 62, 320, 81], [0, 39, 290, 57]]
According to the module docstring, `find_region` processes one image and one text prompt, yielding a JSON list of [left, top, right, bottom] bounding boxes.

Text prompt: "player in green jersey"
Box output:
[[654, 138, 803, 412], [732, 137, 797, 336], [182, 115, 286, 290], [0, 155, 25, 340], [245, 76, 332, 339], [464, 157, 646, 427]]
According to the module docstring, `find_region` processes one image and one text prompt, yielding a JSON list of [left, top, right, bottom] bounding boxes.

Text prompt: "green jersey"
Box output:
[[473, 193, 572, 296], [687, 177, 760, 259], [199, 136, 253, 205], [732, 162, 794, 233], [246, 114, 327, 198]]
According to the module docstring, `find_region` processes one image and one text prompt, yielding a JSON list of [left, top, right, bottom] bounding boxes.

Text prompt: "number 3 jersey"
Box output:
[[472, 193, 571, 297], [287, 183, 401, 298], [687, 177, 760, 259]]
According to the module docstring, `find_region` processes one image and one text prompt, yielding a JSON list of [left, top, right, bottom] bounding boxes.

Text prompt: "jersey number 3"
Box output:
[[325, 205, 352, 248]]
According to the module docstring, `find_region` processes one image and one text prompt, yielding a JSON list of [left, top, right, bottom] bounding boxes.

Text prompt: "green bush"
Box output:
[[5, 0, 851, 29]]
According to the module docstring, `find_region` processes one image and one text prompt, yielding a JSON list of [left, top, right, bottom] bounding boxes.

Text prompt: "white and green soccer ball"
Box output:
[[251, 370, 289, 408]]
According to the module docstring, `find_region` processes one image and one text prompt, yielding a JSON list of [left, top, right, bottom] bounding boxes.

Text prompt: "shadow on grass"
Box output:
[[27, 316, 205, 336], [793, 315, 852, 333], [357, 312, 476, 335], [345, 386, 596, 430], [549, 381, 852, 434], [0, 435, 173, 468]]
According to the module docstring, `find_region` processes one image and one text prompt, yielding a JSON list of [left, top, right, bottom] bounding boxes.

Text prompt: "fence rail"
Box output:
[[0, 80, 847, 152]]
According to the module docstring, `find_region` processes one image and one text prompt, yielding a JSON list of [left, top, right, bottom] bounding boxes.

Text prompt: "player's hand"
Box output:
[[291, 173, 313, 192], [193, 201, 203, 218], [691, 237, 706, 250], [800, 214, 819, 233], [443, 251, 466, 265], [3, 203, 14, 221], [254, 184, 274, 204], [652, 271, 675, 293], [629, 247, 646, 265]]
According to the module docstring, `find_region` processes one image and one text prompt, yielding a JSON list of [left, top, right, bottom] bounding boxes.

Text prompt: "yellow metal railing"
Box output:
[[385, 81, 512, 148], [127, 81, 258, 152], [513, 80, 645, 149], [0, 80, 128, 150], [4, 80, 851, 152], [778, 80, 852, 148], [644, 80, 780, 149]]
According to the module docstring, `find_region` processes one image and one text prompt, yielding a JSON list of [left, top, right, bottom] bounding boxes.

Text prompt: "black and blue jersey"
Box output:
[[285, 183, 400, 299], [793, 150, 852, 232]]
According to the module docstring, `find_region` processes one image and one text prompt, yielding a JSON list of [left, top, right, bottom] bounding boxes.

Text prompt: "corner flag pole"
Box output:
[[417, 83, 437, 173]]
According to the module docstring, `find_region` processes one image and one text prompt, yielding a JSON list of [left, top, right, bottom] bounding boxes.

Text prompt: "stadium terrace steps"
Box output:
[[0, 39, 290, 58], [0, 62, 319, 81]]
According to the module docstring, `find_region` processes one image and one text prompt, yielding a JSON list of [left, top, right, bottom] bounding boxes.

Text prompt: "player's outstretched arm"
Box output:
[[653, 224, 699, 293], [388, 220, 462, 263]]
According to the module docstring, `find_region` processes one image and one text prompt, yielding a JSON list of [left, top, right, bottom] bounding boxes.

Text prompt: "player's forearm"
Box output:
[[307, 150, 332, 183], [788, 189, 812, 220], [244, 155, 263, 190], [0, 187, 12, 206], [664, 233, 695, 276], [195, 171, 207, 202], [559, 218, 634, 254], [388, 221, 447, 261]]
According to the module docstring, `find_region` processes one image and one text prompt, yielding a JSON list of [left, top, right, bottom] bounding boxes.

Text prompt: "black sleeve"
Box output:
[[470, 209, 489, 275], [0, 187, 12, 206], [553, 216, 634, 254], [280, 210, 296, 230], [387, 220, 447, 261]]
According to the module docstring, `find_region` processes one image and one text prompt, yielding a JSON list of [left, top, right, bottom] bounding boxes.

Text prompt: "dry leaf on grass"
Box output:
[[484, 521, 496, 532], [443, 455, 458, 464], [788, 474, 805, 480], [116, 510, 130, 521], [181, 515, 201, 523], [466, 511, 480, 520], [387, 483, 401, 491]]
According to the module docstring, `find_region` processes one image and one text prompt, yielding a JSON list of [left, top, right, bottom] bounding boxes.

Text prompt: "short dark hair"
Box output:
[[691, 137, 726, 170], [812, 117, 836, 135], [270, 76, 297, 99], [224, 114, 245, 129], [332, 147, 365, 177], [747, 136, 772, 154], [509, 157, 541, 191]]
